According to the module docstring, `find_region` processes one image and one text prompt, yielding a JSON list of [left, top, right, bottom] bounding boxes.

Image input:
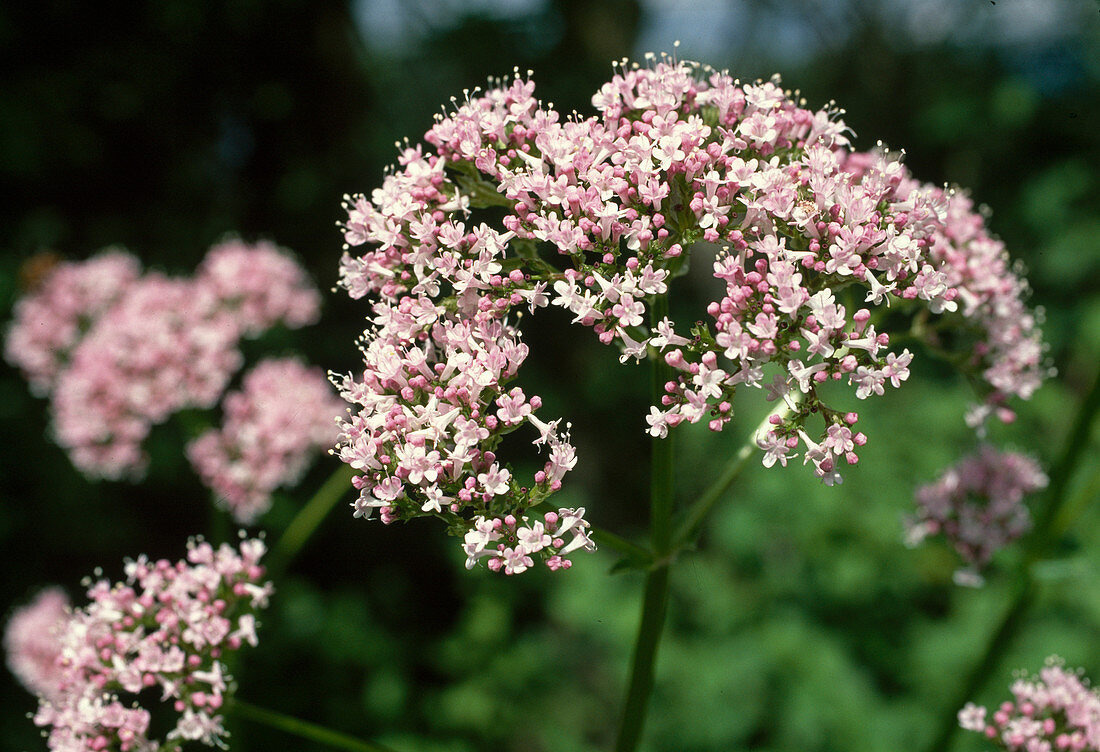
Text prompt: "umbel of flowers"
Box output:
[[29, 537, 273, 752], [907, 444, 1048, 586], [333, 56, 1045, 573], [959, 657, 1100, 751], [5, 239, 323, 482], [187, 357, 345, 524]]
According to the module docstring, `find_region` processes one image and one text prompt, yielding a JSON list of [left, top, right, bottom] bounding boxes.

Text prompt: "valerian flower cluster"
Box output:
[[187, 358, 345, 524], [4, 587, 71, 700], [959, 657, 1100, 751], [25, 538, 272, 752], [907, 445, 1047, 586], [333, 57, 1044, 572], [5, 239, 330, 493]]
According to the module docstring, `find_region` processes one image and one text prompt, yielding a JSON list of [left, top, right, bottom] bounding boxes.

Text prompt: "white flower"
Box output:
[[646, 406, 670, 438]]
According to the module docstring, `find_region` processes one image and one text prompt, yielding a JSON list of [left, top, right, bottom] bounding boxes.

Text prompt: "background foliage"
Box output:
[[2, 1, 1099, 750]]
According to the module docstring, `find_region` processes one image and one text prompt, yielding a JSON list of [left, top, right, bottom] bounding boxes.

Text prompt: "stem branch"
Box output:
[[268, 463, 357, 577], [671, 396, 801, 552], [592, 527, 655, 568], [228, 698, 401, 752]]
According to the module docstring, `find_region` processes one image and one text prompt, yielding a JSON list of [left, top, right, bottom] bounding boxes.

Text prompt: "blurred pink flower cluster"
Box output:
[[6, 239, 323, 481], [18, 538, 271, 752], [3, 587, 70, 700], [333, 57, 1044, 570], [196, 240, 323, 336], [959, 657, 1100, 751], [188, 358, 344, 523], [5, 250, 140, 396], [907, 444, 1047, 585]]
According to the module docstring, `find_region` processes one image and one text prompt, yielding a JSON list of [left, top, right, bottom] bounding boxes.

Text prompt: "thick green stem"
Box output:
[[925, 365, 1100, 752], [615, 296, 676, 752], [268, 463, 357, 577], [227, 698, 401, 752], [615, 565, 672, 752]]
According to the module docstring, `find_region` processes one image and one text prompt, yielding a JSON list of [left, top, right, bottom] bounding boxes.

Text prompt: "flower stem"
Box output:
[[268, 462, 357, 577], [592, 526, 655, 569], [227, 698, 401, 752], [671, 396, 801, 552], [615, 296, 676, 752], [210, 502, 231, 546], [1031, 365, 1100, 537], [1047, 463, 1100, 543], [924, 365, 1100, 752]]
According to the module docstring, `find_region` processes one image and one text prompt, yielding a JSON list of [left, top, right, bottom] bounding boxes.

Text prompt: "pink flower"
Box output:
[[4, 587, 70, 700], [462, 509, 596, 573], [908, 445, 1047, 583], [334, 56, 1047, 566], [5, 250, 140, 395], [50, 274, 241, 479], [196, 238, 321, 335], [7, 241, 323, 483], [959, 657, 1100, 751], [32, 538, 272, 752], [187, 358, 344, 524], [477, 463, 512, 497]]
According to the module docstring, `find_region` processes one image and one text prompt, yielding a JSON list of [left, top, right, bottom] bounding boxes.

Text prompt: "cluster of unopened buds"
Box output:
[[5, 239, 333, 504], [333, 55, 1045, 572], [11, 537, 272, 752], [959, 657, 1100, 751], [907, 445, 1048, 585]]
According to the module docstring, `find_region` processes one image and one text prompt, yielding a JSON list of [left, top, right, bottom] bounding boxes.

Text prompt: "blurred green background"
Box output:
[[2, 1, 1099, 750]]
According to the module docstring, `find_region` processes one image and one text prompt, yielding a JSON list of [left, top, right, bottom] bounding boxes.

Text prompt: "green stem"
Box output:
[[614, 565, 671, 752], [1047, 464, 1100, 543], [615, 296, 676, 752], [227, 698, 401, 752], [923, 579, 1036, 752], [671, 396, 801, 552], [268, 463, 357, 577], [210, 503, 231, 546], [925, 365, 1100, 752], [592, 527, 655, 569], [1032, 366, 1100, 537]]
